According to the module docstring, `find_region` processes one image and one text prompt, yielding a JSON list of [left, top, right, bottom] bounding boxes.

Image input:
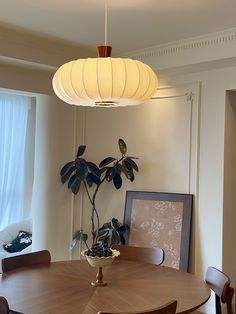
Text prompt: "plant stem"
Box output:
[[83, 182, 96, 243], [84, 240, 89, 250], [83, 156, 126, 245], [83, 181, 93, 204], [92, 177, 107, 243], [83, 180, 103, 244]]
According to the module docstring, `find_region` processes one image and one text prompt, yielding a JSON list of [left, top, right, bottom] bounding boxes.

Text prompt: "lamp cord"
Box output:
[[105, 0, 108, 46]]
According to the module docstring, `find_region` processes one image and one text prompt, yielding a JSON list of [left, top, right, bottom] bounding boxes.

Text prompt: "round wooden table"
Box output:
[[0, 259, 210, 314]]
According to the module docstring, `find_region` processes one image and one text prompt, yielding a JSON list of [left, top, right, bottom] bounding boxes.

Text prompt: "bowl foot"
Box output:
[[91, 267, 107, 287], [91, 281, 107, 287]]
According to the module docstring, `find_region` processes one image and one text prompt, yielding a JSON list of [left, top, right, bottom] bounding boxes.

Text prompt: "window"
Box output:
[[0, 92, 34, 229]]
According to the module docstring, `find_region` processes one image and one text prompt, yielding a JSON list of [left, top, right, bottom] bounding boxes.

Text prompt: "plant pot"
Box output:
[[81, 249, 120, 287], [81, 249, 120, 267]]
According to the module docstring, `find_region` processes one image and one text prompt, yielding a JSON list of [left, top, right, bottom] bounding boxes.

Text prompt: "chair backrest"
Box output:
[[97, 300, 177, 314], [1, 250, 51, 273], [0, 296, 9, 314], [112, 245, 164, 266], [205, 266, 234, 314], [0, 296, 24, 314]]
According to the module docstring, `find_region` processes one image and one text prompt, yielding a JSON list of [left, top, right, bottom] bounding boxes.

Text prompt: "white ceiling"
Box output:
[[1, 0, 236, 54]]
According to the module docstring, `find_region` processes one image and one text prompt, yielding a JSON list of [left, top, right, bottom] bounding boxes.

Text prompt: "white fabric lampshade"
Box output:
[[52, 57, 158, 107]]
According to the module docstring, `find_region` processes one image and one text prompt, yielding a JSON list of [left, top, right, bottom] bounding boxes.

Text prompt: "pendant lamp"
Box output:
[[52, 1, 158, 107]]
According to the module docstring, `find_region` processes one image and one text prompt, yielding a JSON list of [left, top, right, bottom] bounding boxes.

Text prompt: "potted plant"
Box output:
[[60, 139, 138, 267]]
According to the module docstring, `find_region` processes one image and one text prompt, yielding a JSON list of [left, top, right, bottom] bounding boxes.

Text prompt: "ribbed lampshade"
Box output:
[[52, 57, 158, 107]]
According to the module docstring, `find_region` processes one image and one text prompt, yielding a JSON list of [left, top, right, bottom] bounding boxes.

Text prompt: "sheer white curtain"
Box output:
[[0, 92, 31, 229]]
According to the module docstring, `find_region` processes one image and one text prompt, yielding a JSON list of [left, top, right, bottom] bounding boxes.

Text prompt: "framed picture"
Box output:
[[123, 191, 193, 272]]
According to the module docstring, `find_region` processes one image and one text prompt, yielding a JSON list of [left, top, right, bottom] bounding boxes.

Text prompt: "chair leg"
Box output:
[[226, 287, 234, 314], [215, 295, 222, 314]]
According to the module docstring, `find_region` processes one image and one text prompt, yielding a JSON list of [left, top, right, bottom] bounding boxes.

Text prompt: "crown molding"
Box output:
[[0, 56, 57, 72], [2, 26, 236, 74], [121, 28, 236, 72], [0, 25, 94, 70], [0, 61, 54, 94]]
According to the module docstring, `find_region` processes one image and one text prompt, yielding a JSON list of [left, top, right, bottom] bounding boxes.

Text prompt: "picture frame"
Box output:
[[123, 191, 193, 272]]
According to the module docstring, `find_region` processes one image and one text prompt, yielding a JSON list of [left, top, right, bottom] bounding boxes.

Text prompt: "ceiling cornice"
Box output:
[[2, 26, 236, 75], [0, 25, 94, 70], [121, 28, 236, 72]]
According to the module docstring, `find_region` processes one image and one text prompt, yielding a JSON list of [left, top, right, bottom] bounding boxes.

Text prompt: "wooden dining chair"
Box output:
[[112, 244, 164, 265], [97, 299, 177, 314], [1, 250, 51, 273], [0, 296, 23, 314], [205, 266, 234, 314]]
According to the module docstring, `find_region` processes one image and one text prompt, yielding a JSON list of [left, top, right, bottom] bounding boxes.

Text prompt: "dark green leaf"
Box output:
[[86, 175, 93, 187], [101, 236, 111, 246], [61, 168, 75, 184], [105, 167, 116, 182], [78, 158, 87, 166], [75, 157, 87, 170], [97, 228, 109, 237], [98, 235, 110, 242], [107, 237, 112, 247], [117, 225, 129, 234], [121, 164, 130, 179], [125, 158, 139, 172], [60, 161, 75, 176], [87, 172, 101, 185], [130, 173, 135, 182], [101, 222, 112, 229], [118, 139, 127, 155], [87, 162, 100, 177], [99, 166, 109, 175], [124, 159, 133, 172], [71, 180, 81, 194], [76, 145, 86, 157], [113, 173, 122, 189], [75, 163, 88, 180], [115, 164, 122, 175], [124, 160, 134, 179], [122, 160, 133, 179], [61, 174, 68, 184], [69, 238, 79, 250], [68, 174, 79, 189], [70, 231, 88, 250], [111, 218, 120, 229], [73, 230, 83, 240], [99, 157, 116, 168], [112, 230, 121, 244], [120, 234, 126, 244]]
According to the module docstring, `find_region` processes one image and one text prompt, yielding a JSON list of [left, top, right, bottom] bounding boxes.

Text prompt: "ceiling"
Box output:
[[1, 0, 236, 55]]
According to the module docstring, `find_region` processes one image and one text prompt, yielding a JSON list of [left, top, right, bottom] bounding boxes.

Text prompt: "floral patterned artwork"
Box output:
[[128, 199, 184, 269]]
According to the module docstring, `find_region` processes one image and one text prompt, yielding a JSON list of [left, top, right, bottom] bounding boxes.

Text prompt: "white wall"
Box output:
[[223, 91, 236, 298], [31, 94, 75, 261], [159, 66, 236, 313], [73, 85, 199, 253]]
